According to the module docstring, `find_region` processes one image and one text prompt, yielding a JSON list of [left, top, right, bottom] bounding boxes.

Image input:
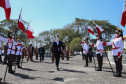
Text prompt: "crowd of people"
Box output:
[[81, 27, 124, 77], [0, 26, 124, 82]]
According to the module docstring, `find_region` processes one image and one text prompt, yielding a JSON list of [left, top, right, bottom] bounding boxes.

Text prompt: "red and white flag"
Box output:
[[87, 26, 94, 35], [26, 25, 34, 39], [27, 34, 35, 39], [0, 0, 11, 21], [96, 25, 104, 36], [26, 25, 34, 35], [18, 10, 25, 33], [121, 1, 126, 27]]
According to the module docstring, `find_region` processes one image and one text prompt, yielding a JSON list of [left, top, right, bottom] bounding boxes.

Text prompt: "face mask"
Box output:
[[12, 35, 14, 39], [56, 38, 59, 41], [114, 34, 118, 37]]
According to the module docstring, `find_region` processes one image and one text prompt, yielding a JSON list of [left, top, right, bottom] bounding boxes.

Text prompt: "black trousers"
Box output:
[[97, 54, 103, 69], [54, 53, 60, 68], [0, 55, 2, 62], [89, 53, 93, 62], [17, 55, 21, 67], [40, 53, 44, 61], [83, 53, 89, 66], [113, 56, 122, 74], [4, 55, 8, 63], [7, 54, 14, 71]]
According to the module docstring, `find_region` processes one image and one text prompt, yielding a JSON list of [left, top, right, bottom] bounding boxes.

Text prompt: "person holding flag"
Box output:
[[0, 30, 17, 73], [83, 37, 89, 67], [90, 34, 104, 71], [16, 38, 23, 68], [103, 27, 124, 77]]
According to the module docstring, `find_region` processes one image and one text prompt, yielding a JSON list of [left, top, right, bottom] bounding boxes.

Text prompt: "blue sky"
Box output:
[[0, 0, 125, 37]]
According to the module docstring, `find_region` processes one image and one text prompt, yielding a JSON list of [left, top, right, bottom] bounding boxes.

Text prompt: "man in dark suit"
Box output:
[[51, 35, 64, 71], [39, 44, 45, 62]]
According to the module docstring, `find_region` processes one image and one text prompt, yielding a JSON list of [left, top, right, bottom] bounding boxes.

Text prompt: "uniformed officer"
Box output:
[[103, 27, 124, 77], [16, 38, 23, 68], [91, 34, 104, 71], [0, 30, 18, 73], [66, 44, 70, 60], [83, 37, 89, 67]]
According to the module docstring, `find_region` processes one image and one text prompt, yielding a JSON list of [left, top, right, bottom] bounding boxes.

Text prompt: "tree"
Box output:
[[0, 19, 30, 46], [70, 37, 82, 51]]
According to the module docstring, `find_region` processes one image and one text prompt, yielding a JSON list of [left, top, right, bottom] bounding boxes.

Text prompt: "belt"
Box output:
[[112, 47, 120, 50]]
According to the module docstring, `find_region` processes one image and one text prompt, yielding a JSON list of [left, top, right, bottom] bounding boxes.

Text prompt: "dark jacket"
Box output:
[[39, 47, 45, 54], [51, 41, 64, 55]]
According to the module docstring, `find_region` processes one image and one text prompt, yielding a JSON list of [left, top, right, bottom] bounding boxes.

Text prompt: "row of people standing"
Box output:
[[81, 27, 124, 77]]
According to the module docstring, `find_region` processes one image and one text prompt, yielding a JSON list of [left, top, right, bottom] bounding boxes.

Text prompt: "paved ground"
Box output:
[[0, 55, 126, 84]]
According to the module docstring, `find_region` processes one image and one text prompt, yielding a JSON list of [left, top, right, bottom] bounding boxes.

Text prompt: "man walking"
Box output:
[[51, 35, 64, 71], [39, 44, 45, 62]]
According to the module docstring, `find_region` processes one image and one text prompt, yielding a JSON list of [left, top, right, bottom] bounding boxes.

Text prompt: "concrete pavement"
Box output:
[[0, 55, 126, 84]]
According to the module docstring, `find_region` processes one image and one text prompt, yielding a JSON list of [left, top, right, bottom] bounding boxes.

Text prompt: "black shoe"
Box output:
[[97, 68, 102, 71], [8, 70, 15, 74], [57, 68, 60, 71], [84, 65, 88, 67], [114, 73, 122, 77], [18, 66, 22, 68]]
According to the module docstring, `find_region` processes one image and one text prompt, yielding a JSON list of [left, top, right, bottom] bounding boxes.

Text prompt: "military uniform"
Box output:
[[16, 40, 23, 68], [0, 31, 17, 73], [83, 38, 89, 67], [91, 35, 104, 71], [66, 45, 70, 60], [103, 28, 124, 77]]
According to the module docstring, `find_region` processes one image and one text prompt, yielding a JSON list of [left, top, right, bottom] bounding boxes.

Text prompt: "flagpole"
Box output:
[[14, 8, 23, 71], [15, 8, 23, 40]]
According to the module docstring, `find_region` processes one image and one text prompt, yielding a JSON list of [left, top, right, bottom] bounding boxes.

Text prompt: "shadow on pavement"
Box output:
[[60, 62, 69, 64], [44, 62, 52, 64], [60, 68, 86, 74], [32, 61, 41, 63], [52, 77, 64, 82], [0, 82, 12, 84], [12, 73, 40, 79], [47, 71, 55, 73], [21, 67, 37, 71]]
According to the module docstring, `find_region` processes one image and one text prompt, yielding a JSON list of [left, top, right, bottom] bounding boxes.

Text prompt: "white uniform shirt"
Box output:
[[16, 42, 23, 55], [106, 37, 124, 56], [83, 43, 89, 54], [0, 36, 18, 55], [93, 39, 104, 54]]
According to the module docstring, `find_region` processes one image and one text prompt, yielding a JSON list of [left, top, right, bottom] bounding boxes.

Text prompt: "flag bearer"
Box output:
[[103, 27, 124, 77], [91, 34, 104, 71], [83, 37, 89, 67]]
